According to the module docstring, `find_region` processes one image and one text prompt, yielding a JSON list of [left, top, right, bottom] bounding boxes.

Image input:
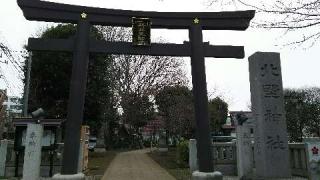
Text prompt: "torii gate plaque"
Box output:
[[18, 0, 254, 176]]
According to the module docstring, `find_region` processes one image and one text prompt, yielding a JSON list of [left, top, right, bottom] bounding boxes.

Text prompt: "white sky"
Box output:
[[0, 0, 319, 111]]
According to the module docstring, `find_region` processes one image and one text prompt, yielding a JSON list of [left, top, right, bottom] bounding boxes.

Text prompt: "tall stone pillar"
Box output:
[[22, 124, 43, 180], [189, 139, 198, 172], [0, 140, 8, 177], [249, 52, 291, 178]]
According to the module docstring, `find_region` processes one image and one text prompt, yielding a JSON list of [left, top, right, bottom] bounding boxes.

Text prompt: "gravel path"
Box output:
[[101, 149, 176, 180]]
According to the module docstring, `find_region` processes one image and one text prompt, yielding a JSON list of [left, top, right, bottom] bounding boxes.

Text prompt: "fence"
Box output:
[[212, 142, 237, 175], [209, 142, 308, 177], [4, 142, 63, 177], [289, 143, 308, 177]]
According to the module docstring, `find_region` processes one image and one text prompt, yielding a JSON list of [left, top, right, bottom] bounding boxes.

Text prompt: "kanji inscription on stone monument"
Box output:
[[22, 124, 43, 180], [249, 52, 291, 178]]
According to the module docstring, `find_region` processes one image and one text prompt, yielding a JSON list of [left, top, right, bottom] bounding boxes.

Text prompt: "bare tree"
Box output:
[[207, 0, 320, 46], [113, 55, 186, 98], [97, 26, 187, 94], [96, 26, 187, 127]]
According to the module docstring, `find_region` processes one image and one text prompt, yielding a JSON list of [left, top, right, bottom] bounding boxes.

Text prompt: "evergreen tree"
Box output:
[[208, 97, 228, 134], [23, 24, 118, 135]]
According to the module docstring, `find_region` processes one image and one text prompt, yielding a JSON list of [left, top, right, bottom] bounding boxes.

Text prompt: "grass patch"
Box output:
[[148, 148, 192, 180], [85, 150, 117, 176]]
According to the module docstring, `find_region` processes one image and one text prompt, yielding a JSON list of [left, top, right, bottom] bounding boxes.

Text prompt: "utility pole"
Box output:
[[23, 52, 32, 117]]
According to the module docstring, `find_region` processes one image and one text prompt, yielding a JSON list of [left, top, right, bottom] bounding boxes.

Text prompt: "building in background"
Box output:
[[2, 95, 23, 139], [229, 111, 253, 137], [3, 96, 23, 116], [141, 116, 164, 140], [221, 115, 236, 137]]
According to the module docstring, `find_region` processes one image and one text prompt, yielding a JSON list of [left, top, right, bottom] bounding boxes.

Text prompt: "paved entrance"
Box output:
[[101, 149, 308, 180], [224, 177, 307, 180], [101, 149, 175, 180]]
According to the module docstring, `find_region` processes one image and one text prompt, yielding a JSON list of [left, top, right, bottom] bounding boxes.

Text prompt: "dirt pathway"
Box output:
[[101, 149, 176, 180]]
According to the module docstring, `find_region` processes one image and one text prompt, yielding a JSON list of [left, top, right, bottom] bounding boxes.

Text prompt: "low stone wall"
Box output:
[[3, 142, 63, 177], [189, 140, 310, 177], [5, 166, 62, 177], [212, 142, 237, 175], [289, 143, 308, 177]]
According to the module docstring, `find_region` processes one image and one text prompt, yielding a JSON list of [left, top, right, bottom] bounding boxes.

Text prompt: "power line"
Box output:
[[0, 34, 25, 96], [0, 67, 15, 95], [0, 51, 24, 95], [0, 35, 25, 73]]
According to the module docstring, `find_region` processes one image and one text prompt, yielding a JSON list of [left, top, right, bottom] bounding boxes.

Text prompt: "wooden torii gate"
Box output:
[[18, 0, 255, 175]]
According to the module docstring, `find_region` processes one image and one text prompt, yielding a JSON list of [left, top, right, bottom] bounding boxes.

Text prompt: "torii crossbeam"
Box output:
[[18, 0, 255, 175]]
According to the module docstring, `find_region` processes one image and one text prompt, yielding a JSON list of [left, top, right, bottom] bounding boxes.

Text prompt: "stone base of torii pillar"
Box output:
[[192, 171, 223, 180], [189, 139, 223, 180], [52, 173, 85, 180]]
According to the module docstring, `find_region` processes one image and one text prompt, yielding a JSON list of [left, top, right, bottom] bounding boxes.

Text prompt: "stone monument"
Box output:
[[78, 139, 84, 173], [0, 140, 8, 177], [189, 139, 198, 172], [233, 112, 254, 179], [22, 123, 43, 180], [158, 131, 168, 152], [249, 52, 291, 178]]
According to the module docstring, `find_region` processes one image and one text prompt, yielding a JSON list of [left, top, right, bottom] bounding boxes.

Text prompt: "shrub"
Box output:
[[176, 139, 189, 167], [143, 139, 151, 147]]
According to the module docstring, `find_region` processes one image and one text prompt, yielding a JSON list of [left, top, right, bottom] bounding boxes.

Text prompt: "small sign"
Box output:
[[312, 146, 319, 155], [132, 17, 151, 46]]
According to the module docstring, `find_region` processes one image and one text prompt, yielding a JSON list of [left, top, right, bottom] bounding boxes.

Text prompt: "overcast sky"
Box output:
[[0, 0, 319, 111]]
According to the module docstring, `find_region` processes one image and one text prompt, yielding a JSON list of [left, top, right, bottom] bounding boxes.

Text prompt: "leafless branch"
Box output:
[[96, 26, 188, 123], [207, 0, 320, 47]]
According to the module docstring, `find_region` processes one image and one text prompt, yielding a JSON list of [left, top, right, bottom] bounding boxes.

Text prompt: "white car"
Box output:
[[88, 136, 97, 152]]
